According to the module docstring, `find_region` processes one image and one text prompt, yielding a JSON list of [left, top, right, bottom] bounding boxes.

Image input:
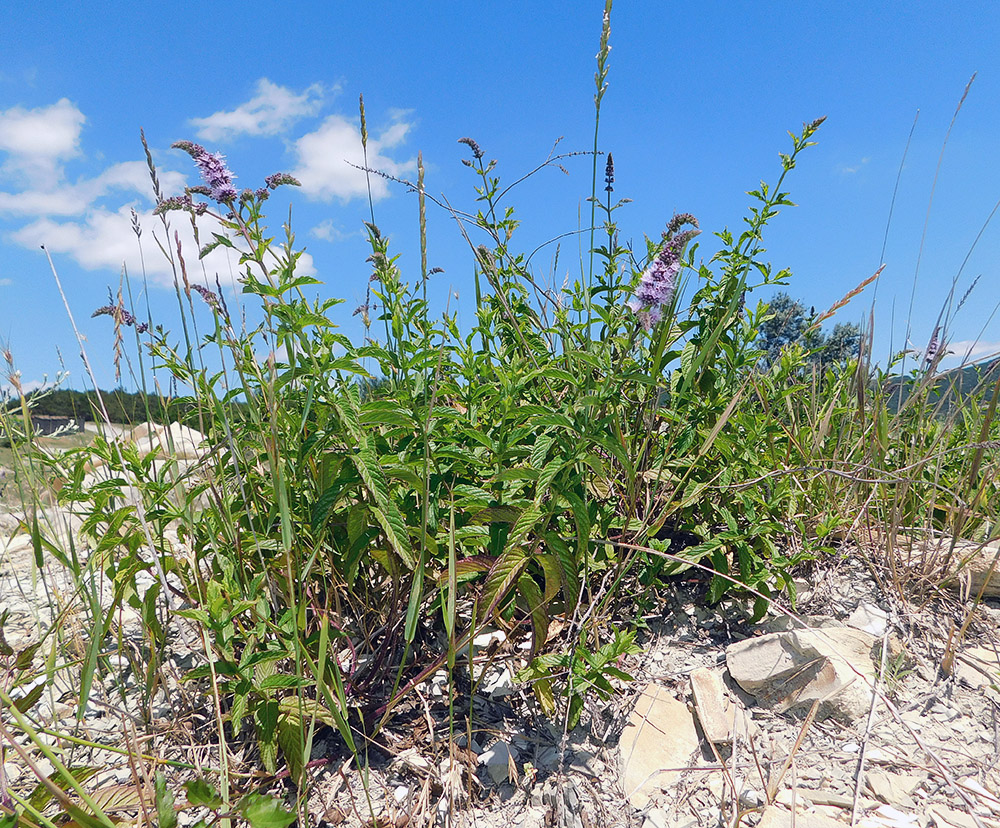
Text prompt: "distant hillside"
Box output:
[[886, 356, 1000, 413], [4, 388, 196, 426]]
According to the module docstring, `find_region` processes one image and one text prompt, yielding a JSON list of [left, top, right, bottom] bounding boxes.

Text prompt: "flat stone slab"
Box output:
[[689, 666, 756, 745], [758, 805, 848, 828], [897, 535, 1000, 598], [618, 684, 699, 810], [726, 626, 876, 721]]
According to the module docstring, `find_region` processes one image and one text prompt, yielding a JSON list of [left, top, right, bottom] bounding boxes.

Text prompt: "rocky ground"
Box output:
[[2, 470, 1000, 828]]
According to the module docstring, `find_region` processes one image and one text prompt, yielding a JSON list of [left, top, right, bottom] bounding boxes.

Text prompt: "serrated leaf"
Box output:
[[89, 783, 149, 814], [458, 427, 494, 452], [480, 505, 541, 621], [480, 547, 529, 622], [562, 490, 591, 562], [470, 506, 521, 525], [535, 554, 563, 606], [230, 690, 248, 733], [175, 608, 212, 625], [371, 506, 414, 569], [277, 696, 342, 729], [517, 573, 548, 658], [535, 457, 567, 505], [240, 793, 296, 828], [184, 778, 223, 810], [13, 681, 45, 713], [531, 675, 556, 715], [531, 412, 574, 430], [310, 485, 341, 533], [544, 532, 580, 614], [28, 766, 100, 812], [346, 502, 367, 546], [255, 700, 280, 775], [277, 717, 305, 783], [155, 774, 177, 828], [529, 435, 554, 470], [359, 400, 415, 428], [350, 447, 414, 568], [258, 674, 309, 691]]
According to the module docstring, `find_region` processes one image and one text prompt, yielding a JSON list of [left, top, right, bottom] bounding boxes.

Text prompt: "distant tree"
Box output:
[[756, 291, 861, 371], [756, 292, 808, 366], [815, 322, 862, 370]]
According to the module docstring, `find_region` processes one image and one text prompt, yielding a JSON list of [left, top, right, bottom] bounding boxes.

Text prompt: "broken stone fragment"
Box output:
[[725, 625, 877, 721], [758, 805, 847, 828], [689, 666, 756, 745], [865, 770, 923, 810], [897, 534, 1000, 598], [847, 602, 889, 636], [618, 684, 699, 810]]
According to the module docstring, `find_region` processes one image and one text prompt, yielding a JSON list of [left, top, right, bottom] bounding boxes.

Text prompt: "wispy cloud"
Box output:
[[0, 278, 11, 286], [0, 161, 186, 217], [190, 79, 327, 142], [944, 339, 1000, 364], [310, 218, 348, 242], [0, 98, 85, 189], [839, 157, 870, 175], [291, 112, 415, 202], [0, 376, 61, 400], [11, 206, 315, 289]]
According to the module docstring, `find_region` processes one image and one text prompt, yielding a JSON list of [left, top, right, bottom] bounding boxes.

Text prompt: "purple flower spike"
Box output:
[[628, 213, 699, 330], [194, 150, 237, 203], [265, 172, 301, 190]]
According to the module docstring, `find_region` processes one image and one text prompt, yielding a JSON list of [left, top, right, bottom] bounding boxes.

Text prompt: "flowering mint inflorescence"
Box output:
[[627, 213, 700, 330], [92, 305, 149, 334], [264, 172, 301, 190], [170, 142, 301, 209], [153, 194, 208, 217], [171, 141, 237, 203]]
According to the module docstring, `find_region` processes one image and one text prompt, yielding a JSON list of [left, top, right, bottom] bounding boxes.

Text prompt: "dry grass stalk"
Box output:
[[806, 266, 884, 333]]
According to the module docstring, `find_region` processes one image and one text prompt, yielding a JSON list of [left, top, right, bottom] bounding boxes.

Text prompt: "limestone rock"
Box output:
[[758, 805, 847, 828], [955, 645, 1000, 691], [927, 803, 985, 828], [618, 684, 699, 810], [726, 626, 876, 721], [689, 666, 755, 745], [899, 535, 1000, 598], [479, 740, 517, 784], [865, 770, 923, 810], [848, 602, 889, 636]]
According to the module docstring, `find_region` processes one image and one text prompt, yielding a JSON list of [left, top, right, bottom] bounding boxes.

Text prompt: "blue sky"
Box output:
[[2, 2, 1000, 395]]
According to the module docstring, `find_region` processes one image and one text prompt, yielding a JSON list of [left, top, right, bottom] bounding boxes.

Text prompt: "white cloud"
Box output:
[[944, 339, 1000, 364], [291, 113, 415, 202], [0, 377, 58, 400], [10, 205, 314, 289], [310, 218, 347, 242], [0, 278, 11, 286], [839, 157, 871, 175], [191, 79, 326, 142], [0, 96, 329, 295], [0, 99, 85, 189], [0, 161, 186, 217]]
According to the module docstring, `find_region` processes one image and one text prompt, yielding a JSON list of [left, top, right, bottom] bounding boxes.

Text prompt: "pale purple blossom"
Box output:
[[627, 244, 680, 329], [924, 326, 941, 365], [171, 141, 237, 204], [264, 172, 301, 190], [628, 213, 699, 330], [92, 304, 149, 334], [195, 151, 237, 202]]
